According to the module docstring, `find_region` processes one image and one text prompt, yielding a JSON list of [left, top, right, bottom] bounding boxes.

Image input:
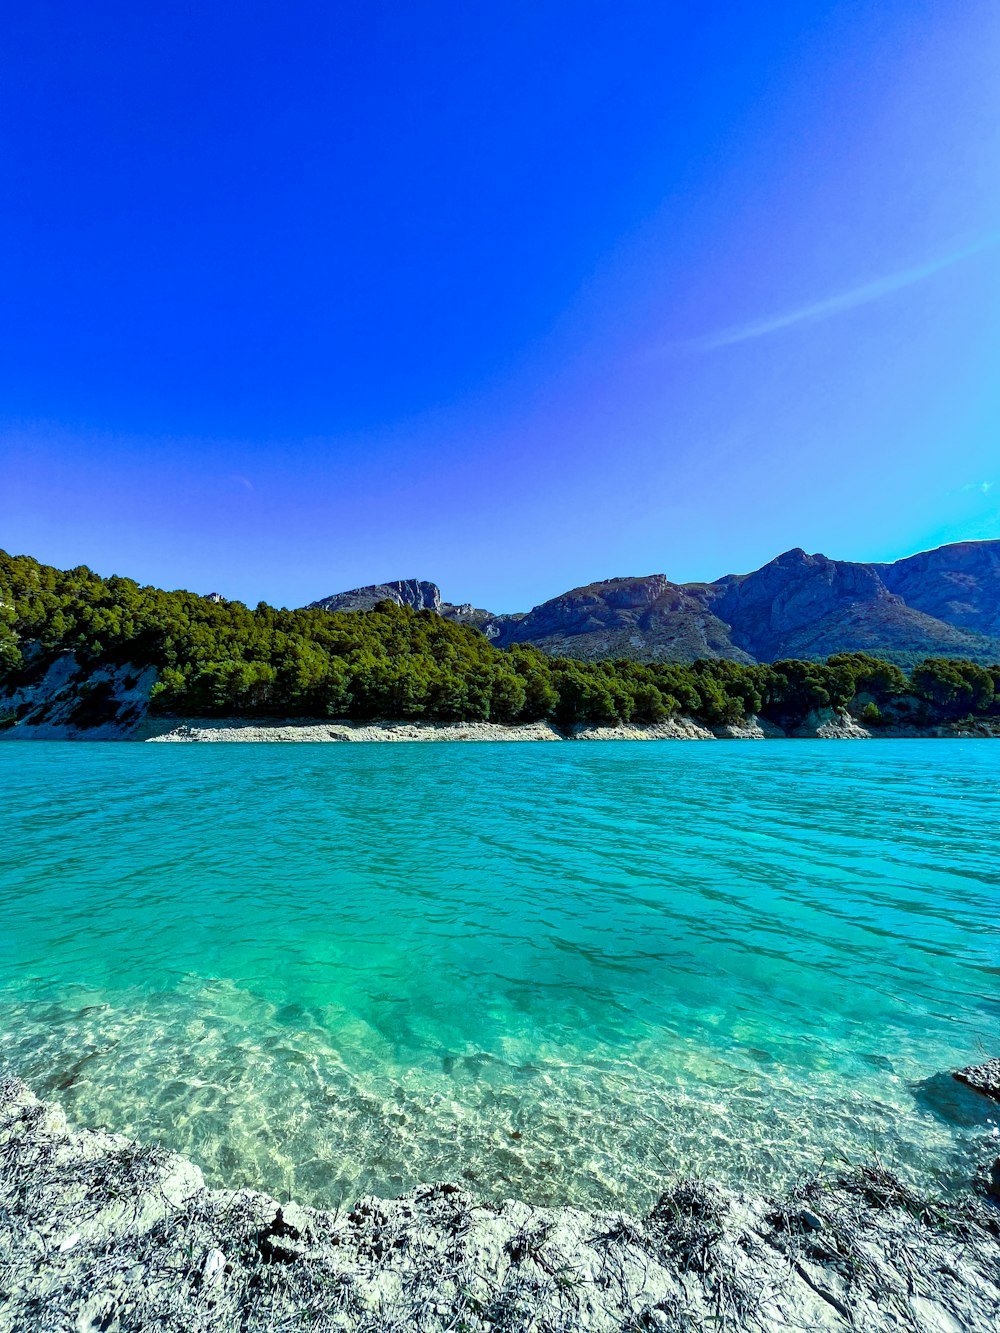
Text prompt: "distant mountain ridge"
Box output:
[[308, 579, 442, 615], [305, 581, 523, 640], [305, 540, 1000, 665]]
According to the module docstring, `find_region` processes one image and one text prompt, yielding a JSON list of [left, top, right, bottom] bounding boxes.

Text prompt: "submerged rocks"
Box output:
[[954, 1057, 1000, 1103], [2, 1076, 999, 1332]]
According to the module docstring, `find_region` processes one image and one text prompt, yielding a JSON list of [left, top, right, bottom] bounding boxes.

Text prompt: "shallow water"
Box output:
[[1, 740, 997, 1210]]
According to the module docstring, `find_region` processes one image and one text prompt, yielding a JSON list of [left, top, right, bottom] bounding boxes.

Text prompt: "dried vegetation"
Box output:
[[2, 1077, 998, 1332]]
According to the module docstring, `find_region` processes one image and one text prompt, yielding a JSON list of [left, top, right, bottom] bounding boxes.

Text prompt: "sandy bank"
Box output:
[[1, 1077, 997, 1332]]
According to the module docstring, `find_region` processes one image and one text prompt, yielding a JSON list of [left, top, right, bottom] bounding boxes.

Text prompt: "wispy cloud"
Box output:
[[962, 480, 993, 495], [686, 231, 1000, 352]]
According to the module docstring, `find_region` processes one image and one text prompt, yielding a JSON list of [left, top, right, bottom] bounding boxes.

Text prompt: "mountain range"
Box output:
[[306, 540, 1000, 665]]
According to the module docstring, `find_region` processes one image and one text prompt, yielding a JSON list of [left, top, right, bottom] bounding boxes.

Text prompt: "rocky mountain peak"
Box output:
[[773, 547, 810, 565], [307, 580, 441, 615]]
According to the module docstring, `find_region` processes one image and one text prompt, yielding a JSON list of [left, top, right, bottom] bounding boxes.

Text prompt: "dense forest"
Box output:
[[2, 550, 999, 729]]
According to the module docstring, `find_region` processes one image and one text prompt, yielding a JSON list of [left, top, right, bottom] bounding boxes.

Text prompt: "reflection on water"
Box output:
[[1, 740, 997, 1208]]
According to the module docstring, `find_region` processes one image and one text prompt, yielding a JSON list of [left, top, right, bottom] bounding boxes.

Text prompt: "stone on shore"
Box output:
[[953, 1057, 1000, 1103], [2, 1076, 999, 1332]]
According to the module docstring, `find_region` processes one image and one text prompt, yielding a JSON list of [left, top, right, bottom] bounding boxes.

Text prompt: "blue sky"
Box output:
[[2, 1, 998, 611]]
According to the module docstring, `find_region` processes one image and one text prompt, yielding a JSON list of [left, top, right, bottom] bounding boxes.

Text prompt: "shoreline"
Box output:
[[1, 1076, 997, 1331], [3, 711, 1000, 742], [3, 654, 999, 742]]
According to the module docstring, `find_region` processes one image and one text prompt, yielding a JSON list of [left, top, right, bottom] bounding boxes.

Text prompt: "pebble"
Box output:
[[202, 1248, 226, 1286], [278, 1201, 310, 1237], [800, 1208, 825, 1232]]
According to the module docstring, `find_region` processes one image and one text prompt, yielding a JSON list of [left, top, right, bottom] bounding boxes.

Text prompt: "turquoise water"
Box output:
[[1, 740, 997, 1210]]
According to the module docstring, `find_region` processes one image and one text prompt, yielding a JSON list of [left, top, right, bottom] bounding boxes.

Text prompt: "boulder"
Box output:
[[953, 1057, 1000, 1102]]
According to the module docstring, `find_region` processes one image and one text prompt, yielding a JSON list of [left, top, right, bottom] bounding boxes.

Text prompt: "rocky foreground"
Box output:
[[2, 1078, 998, 1333]]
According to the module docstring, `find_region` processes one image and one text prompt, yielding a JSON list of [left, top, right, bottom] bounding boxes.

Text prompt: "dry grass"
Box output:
[[2, 1075, 999, 1332]]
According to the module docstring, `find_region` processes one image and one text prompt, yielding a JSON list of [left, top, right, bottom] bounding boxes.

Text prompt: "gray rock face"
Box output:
[[700, 547, 998, 662], [305, 585, 523, 638], [0, 650, 157, 740], [707, 548, 896, 660], [439, 602, 524, 641], [494, 575, 755, 663], [307, 580, 442, 614], [789, 707, 872, 740], [879, 540, 1000, 637]]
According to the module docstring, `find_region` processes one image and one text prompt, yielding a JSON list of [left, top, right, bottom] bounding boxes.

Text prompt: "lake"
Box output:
[[1, 740, 997, 1210]]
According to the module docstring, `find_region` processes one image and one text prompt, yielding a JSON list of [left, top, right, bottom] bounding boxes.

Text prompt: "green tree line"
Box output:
[[2, 550, 998, 727]]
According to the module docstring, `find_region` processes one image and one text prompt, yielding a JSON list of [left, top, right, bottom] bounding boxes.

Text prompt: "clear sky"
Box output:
[[2, 1, 998, 611]]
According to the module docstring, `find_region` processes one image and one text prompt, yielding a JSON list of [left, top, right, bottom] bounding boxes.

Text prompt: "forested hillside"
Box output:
[[2, 550, 999, 731]]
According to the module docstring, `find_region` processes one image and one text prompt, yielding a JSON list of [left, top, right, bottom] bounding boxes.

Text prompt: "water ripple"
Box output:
[[1, 739, 997, 1209]]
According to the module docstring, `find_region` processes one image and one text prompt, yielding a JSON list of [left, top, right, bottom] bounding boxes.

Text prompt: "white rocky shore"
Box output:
[[140, 717, 566, 742], [1, 1077, 998, 1333], [133, 710, 1000, 742], [5, 709, 999, 742], [140, 716, 737, 743]]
